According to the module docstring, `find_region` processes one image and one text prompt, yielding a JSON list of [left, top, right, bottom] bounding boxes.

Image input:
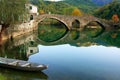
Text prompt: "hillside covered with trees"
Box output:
[[94, 1, 120, 20], [30, 0, 120, 21], [30, 0, 98, 15], [30, 0, 75, 15], [63, 0, 98, 14]]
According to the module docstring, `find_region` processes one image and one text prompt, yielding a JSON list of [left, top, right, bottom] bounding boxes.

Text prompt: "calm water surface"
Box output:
[[29, 45, 120, 80], [0, 23, 120, 80]]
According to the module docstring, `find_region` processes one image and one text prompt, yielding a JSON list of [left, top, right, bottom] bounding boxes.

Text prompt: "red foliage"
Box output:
[[112, 14, 119, 23]]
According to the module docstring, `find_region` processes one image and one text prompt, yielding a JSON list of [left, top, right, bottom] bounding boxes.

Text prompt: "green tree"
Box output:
[[0, 0, 28, 30], [63, 7, 76, 15]]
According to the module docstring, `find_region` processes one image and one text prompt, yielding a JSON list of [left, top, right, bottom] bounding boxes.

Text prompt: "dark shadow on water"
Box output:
[[0, 67, 48, 80]]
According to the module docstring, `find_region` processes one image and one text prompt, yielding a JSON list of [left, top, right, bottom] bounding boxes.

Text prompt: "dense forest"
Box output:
[[94, 1, 120, 20], [63, 0, 98, 14], [30, 0, 79, 15], [30, 0, 98, 14]]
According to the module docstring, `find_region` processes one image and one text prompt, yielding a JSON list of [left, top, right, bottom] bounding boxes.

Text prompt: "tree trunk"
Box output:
[[1, 23, 10, 32], [0, 24, 10, 45], [0, 32, 2, 45]]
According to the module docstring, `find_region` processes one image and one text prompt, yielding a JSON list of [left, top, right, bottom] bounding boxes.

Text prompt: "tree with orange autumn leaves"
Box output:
[[72, 8, 83, 16], [112, 14, 119, 23]]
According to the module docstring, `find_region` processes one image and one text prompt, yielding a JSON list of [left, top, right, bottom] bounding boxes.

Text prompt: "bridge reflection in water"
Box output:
[[1, 24, 120, 60], [37, 23, 104, 45]]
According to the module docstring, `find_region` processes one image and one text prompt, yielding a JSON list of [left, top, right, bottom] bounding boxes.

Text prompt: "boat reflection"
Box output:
[[0, 67, 48, 80]]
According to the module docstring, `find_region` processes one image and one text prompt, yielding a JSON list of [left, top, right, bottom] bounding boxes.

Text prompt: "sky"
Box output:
[[44, 0, 62, 2]]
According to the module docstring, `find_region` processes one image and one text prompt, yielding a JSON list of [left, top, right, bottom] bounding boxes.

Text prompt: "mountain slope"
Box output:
[[30, 0, 76, 14], [63, 0, 98, 14], [94, 1, 120, 19], [64, 0, 94, 6]]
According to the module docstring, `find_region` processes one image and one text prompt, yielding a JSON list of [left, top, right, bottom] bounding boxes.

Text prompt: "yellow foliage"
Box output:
[[72, 8, 83, 16], [39, 10, 45, 15]]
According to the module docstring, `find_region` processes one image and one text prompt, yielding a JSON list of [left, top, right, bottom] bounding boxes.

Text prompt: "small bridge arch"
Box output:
[[71, 19, 81, 28], [85, 20, 105, 30]]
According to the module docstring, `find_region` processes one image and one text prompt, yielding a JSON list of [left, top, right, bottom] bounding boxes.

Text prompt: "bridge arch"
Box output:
[[93, 21, 105, 30], [37, 16, 70, 30], [86, 20, 105, 30], [84, 20, 105, 37]]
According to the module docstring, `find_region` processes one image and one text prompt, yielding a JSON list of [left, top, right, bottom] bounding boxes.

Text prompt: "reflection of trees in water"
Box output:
[[37, 20, 105, 45], [0, 41, 28, 60], [38, 25, 68, 42], [1, 25, 120, 60], [38, 30, 96, 46], [0, 33, 39, 60], [38, 25, 120, 47], [0, 67, 48, 80], [37, 18, 106, 46], [96, 30, 120, 47], [70, 31, 80, 40], [38, 19, 68, 42]]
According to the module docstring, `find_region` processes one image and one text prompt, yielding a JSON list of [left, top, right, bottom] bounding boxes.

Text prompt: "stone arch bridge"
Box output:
[[35, 14, 108, 30]]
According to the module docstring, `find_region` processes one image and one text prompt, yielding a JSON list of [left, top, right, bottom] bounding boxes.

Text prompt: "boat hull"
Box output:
[[0, 57, 48, 71]]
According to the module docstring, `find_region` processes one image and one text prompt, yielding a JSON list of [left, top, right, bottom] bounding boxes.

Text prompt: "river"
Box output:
[[0, 23, 120, 80]]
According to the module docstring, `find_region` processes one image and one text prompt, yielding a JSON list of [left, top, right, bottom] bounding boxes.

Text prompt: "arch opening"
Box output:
[[38, 18, 69, 42], [83, 21, 105, 37], [72, 19, 80, 28], [38, 17, 69, 29]]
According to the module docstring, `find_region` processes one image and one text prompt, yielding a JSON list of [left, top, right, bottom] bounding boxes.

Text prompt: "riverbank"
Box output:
[[1, 20, 38, 41]]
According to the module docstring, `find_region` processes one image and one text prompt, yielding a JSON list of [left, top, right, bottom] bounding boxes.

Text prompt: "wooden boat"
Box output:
[[0, 57, 48, 71]]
